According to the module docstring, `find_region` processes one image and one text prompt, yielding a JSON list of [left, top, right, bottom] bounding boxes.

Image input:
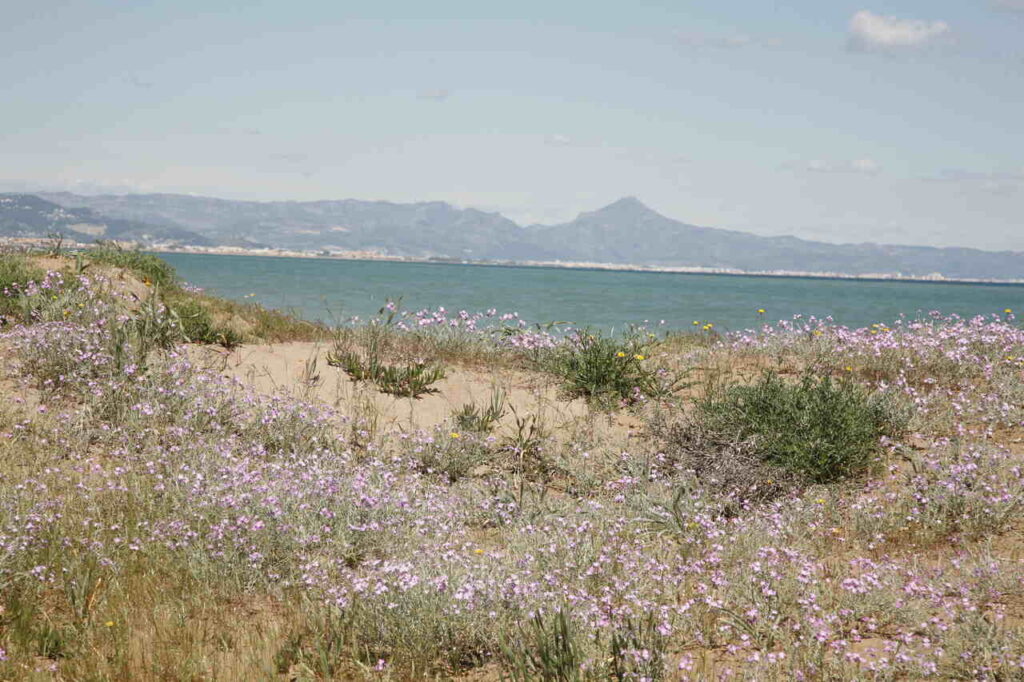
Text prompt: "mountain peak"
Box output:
[[605, 195, 646, 209], [590, 196, 659, 217]]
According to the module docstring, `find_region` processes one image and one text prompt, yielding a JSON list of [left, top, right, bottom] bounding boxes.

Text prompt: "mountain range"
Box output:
[[0, 194, 213, 246], [1, 191, 1021, 280]]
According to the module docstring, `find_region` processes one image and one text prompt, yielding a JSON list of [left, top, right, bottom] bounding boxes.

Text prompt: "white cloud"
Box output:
[[799, 158, 881, 175], [848, 10, 950, 51]]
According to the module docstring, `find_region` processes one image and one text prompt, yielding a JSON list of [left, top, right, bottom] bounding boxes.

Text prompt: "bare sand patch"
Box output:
[[189, 342, 643, 446]]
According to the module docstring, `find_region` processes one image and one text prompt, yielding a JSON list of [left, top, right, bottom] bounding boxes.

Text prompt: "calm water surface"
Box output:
[[159, 253, 1024, 332]]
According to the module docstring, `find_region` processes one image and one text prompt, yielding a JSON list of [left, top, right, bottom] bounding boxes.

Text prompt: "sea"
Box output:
[[159, 252, 1024, 333]]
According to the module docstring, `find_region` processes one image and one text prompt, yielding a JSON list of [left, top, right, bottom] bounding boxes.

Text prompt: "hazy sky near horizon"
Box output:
[[2, 0, 1023, 250]]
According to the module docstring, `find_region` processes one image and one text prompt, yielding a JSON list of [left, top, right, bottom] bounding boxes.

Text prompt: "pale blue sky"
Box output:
[[2, 0, 1022, 249]]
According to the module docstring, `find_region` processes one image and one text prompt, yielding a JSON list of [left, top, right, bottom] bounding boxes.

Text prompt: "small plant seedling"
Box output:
[[326, 347, 445, 398]]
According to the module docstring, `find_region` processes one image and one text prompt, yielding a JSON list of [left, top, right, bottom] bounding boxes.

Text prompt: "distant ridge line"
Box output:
[[2, 191, 1022, 281]]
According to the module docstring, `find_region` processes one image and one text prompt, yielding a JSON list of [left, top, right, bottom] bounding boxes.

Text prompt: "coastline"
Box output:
[[5, 237, 1024, 286], [149, 244, 1024, 287]]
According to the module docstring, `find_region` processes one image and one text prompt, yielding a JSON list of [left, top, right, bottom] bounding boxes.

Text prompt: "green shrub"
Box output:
[[544, 329, 676, 404], [687, 370, 908, 485]]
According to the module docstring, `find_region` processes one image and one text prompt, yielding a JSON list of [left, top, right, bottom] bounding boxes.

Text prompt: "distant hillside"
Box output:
[[38, 192, 526, 257], [524, 197, 1024, 280], [34, 191, 1024, 280], [0, 194, 213, 246]]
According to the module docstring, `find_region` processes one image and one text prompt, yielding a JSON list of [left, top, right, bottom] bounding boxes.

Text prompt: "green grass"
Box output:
[[87, 242, 179, 289]]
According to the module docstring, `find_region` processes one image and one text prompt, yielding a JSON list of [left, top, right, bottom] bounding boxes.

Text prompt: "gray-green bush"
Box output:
[[673, 370, 909, 487]]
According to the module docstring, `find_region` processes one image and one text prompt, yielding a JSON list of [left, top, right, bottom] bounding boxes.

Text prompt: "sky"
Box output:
[[2, 0, 1023, 250]]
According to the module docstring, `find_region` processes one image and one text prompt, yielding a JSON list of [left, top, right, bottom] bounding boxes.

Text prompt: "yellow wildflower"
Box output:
[[634, 354, 645, 361], [105, 621, 115, 627], [757, 308, 765, 314], [473, 548, 484, 555], [616, 351, 626, 358], [1005, 308, 1013, 314], [450, 432, 460, 439], [815, 498, 826, 504]]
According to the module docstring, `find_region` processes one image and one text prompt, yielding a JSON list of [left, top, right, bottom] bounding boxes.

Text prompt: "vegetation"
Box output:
[[543, 328, 682, 404], [88, 241, 180, 288], [327, 346, 446, 398], [0, 245, 326, 345], [1, 250, 1023, 680], [452, 387, 507, 433], [670, 370, 910, 489], [325, 329, 447, 398], [0, 250, 44, 318]]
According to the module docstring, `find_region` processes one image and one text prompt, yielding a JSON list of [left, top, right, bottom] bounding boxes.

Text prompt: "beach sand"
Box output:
[[190, 342, 643, 445]]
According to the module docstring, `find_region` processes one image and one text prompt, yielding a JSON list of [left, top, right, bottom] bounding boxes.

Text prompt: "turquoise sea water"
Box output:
[[159, 253, 1024, 332]]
